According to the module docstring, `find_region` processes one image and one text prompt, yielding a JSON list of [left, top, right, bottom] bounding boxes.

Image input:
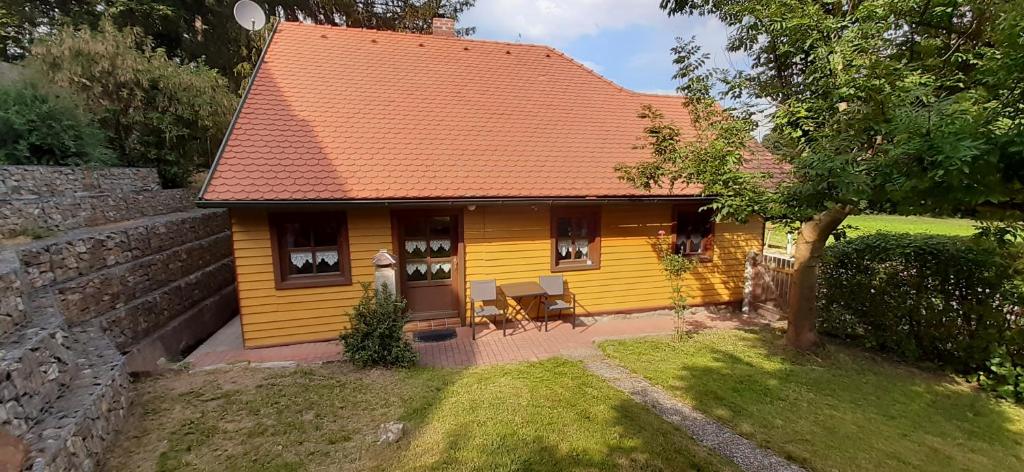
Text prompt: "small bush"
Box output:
[[818, 232, 1019, 373], [14, 224, 56, 240], [975, 347, 1024, 402], [340, 284, 417, 368], [0, 79, 113, 166]]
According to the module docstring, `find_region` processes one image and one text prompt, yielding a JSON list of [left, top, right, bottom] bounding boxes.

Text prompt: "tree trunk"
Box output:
[[786, 206, 850, 350]]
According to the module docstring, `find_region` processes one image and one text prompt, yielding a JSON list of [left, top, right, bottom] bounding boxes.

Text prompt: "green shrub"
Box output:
[[0, 79, 113, 166], [818, 232, 1019, 373], [340, 284, 417, 368], [27, 22, 235, 188], [975, 347, 1024, 402]]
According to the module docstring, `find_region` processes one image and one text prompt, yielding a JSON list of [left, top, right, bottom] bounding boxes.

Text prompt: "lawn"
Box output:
[[104, 359, 735, 472], [765, 214, 976, 249], [600, 330, 1024, 472]]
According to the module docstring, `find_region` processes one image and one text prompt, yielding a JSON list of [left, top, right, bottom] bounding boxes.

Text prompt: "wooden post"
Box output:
[[742, 251, 758, 315]]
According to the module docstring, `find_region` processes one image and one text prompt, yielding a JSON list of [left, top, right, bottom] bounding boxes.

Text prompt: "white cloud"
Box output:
[[463, 1, 748, 72], [462, 0, 761, 136]]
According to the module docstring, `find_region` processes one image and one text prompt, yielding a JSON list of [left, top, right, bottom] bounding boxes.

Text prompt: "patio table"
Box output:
[[499, 281, 547, 332]]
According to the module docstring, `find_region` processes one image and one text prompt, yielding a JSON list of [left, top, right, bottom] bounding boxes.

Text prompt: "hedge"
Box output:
[[0, 80, 113, 166], [817, 232, 1021, 373]]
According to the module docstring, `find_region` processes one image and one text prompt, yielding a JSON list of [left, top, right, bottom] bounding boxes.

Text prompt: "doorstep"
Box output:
[[404, 317, 462, 333]]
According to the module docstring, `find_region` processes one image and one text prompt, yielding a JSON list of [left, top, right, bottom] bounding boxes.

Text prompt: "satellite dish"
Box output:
[[233, 0, 267, 31]]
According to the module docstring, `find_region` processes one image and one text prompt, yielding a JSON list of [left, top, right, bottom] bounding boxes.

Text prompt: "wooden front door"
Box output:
[[393, 211, 462, 321]]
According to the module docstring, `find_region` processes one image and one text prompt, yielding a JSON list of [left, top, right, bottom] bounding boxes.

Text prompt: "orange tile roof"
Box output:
[[200, 22, 784, 202]]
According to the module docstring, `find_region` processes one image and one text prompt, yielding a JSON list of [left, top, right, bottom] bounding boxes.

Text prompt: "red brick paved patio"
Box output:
[[185, 310, 779, 370]]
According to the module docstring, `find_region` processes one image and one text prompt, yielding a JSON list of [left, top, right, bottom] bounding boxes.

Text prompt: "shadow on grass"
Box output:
[[108, 358, 735, 472], [387, 358, 735, 471], [600, 329, 1024, 472]]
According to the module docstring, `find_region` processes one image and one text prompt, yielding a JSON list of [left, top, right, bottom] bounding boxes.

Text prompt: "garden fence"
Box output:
[[743, 251, 794, 316]]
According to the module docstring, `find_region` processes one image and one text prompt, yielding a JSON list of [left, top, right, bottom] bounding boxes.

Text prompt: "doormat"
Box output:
[[413, 329, 457, 343]]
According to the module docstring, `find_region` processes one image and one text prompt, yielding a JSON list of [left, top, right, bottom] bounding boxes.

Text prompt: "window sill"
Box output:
[[681, 254, 713, 263], [551, 263, 601, 273], [275, 275, 353, 290]]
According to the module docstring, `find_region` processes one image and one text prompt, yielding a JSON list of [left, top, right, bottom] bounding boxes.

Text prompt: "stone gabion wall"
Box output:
[[0, 167, 158, 200], [18, 327, 130, 472], [0, 165, 237, 471], [0, 189, 194, 239], [0, 166, 192, 239], [15, 209, 229, 296], [0, 253, 27, 338], [1, 326, 79, 437]]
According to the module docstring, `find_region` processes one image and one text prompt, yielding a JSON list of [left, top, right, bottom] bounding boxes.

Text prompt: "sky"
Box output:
[[460, 0, 750, 96]]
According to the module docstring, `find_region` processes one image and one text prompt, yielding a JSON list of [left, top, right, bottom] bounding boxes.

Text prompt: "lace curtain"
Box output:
[[316, 251, 338, 265], [405, 262, 428, 275], [289, 251, 313, 267]]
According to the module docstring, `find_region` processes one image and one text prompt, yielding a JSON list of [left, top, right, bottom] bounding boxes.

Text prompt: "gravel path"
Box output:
[[577, 351, 805, 472]]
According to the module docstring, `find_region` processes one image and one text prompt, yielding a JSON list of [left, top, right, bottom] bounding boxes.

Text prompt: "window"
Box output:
[[269, 212, 352, 289], [674, 205, 715, 261], [551, 207, 601, 271], [400, 215, 455, 285]]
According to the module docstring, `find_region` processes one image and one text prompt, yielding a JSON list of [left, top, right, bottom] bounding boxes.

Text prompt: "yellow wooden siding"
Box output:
[[230, 208, 391, 348], [462, 203, 763, 320], [230, 203, 764, 347]]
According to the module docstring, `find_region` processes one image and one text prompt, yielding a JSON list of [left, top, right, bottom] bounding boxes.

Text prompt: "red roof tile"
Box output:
[[201, 22, 784, 202]]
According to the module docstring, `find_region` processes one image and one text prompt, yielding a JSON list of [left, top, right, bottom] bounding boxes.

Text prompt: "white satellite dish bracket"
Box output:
[[233, 0, 267, 31]]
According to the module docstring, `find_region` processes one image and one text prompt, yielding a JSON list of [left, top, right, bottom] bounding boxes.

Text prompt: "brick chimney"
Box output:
[[432, 17, 456, 37]]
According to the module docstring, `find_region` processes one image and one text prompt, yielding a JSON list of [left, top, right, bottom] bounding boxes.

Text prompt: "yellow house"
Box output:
[[199, 20, 777, 348]]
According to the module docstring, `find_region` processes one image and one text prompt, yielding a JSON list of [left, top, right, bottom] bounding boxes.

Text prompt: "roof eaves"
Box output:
[[196, 195, 714, 209], [196, 19, 280, 202]]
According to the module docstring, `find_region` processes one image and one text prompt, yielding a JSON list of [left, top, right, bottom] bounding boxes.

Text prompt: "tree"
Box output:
[[0, 1, 101, 62], [27, 22, 236, 188], [3, 1, 476, 88], [620, 1, 1024, 349], [0, 76, 113, 166]]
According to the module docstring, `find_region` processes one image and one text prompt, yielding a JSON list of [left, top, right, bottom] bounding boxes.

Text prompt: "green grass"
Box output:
[[600, 330, 1024, 472], [765, 214, 976, 248], [105, 360, 735, 472]]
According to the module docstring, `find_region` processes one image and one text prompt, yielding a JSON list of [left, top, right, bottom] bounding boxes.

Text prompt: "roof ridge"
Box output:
[[538, 45, 634, 95], [279, 21, 552, 50], [632, 91, 685, 99]]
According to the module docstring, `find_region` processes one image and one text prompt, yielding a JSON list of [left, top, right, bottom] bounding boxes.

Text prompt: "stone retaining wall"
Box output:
[[0, 189, 194, 239], [15, 210, 227, 290], [0, 165, 238, 471], [0, 166, 191, 239], [0, 167, 158, 200], [0, 253, 27, 338], [1, 325, 78, 436], [101, 259, 235, 351], [53, 231, 232, 325], [16, 327, 129, 472]]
